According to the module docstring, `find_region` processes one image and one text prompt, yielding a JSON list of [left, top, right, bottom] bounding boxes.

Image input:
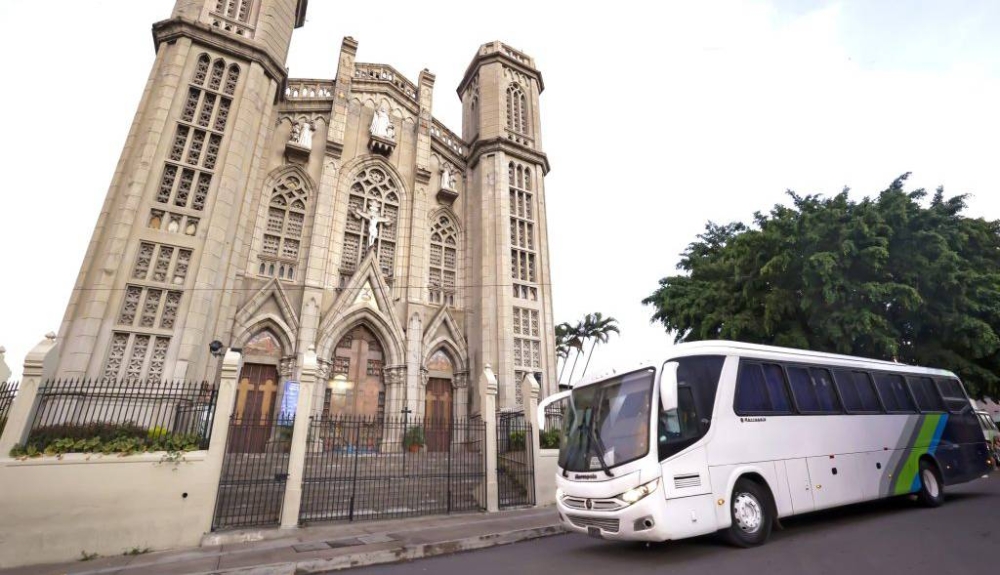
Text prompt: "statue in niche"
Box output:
[[440, 162, 456, 191], [297, 120, 314, 148], [352, 202, 394, 248], [290, 119, 313, 149], [369, 105, 394, 140]]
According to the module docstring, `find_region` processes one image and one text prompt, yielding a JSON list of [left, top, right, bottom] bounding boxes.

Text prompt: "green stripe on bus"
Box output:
[[892, 414, 943, 495]]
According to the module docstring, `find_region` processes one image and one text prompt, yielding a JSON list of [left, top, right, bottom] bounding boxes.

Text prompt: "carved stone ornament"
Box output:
[[368, 105, 397, 157]]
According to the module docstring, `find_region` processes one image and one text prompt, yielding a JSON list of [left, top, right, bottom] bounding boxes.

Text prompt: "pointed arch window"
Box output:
[[340, 166, 400, 285], [506, 83, 528, 135], [429, 214, 459, 306], [259, 173, 308, 281]]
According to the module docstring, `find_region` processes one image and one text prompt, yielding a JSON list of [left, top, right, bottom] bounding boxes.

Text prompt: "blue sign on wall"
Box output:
[[280, 381, 300, 417]]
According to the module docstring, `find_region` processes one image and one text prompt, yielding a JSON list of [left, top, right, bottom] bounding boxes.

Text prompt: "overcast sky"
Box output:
[[1, 0, 998, 382]]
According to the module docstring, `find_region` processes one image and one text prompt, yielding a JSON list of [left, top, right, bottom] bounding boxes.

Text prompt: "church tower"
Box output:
[[54, 0, 308, 380], [458, 42, 557, 408]]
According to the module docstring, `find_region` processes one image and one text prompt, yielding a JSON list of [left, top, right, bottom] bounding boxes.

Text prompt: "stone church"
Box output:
[[52, 0, 556, 425]]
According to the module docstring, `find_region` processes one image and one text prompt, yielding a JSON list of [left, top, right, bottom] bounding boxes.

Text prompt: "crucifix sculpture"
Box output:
[[352, 202, 393, 249]]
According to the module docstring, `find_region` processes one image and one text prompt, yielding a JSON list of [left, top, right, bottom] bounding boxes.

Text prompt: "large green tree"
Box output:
[[642, 175, 1000, 398]]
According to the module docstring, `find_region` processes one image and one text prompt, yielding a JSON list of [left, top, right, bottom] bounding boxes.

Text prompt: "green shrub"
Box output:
[[403, 426, 425, 448], [509, 430, 526, 450], [9, 422, 202, 458], [540, 429, 561, 449], [147, 425, 170, 439]]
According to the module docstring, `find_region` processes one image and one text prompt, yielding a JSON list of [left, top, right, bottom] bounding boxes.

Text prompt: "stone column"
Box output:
[[280, 346, 318, 529], [406, 314, 423, 418], [480, 364, 499, 512], [381, 366, 406, 451], [452, 371, 469, 446], [520, 373, 542, 507], [0, 334, 57, 456], [314, 358, 332, 417], [200, 348, 241, 534]]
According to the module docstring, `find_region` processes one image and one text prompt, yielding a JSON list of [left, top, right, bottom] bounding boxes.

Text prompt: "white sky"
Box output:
[[0, 0, 998, 382]]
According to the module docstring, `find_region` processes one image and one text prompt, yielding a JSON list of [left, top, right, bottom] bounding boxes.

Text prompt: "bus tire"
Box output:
[[724, 478, 773, 548], [916, 459, 944, 508]]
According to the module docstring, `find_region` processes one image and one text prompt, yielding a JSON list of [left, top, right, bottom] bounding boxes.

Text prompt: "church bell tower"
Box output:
[[54, 0, 308, 380], [459, 42, 557, 407]]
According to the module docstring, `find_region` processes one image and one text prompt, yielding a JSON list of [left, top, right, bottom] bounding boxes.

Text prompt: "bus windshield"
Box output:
[[559, 368, 655, 474]]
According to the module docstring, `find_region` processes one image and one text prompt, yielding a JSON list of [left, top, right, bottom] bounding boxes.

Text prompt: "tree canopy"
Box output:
[[643, 174, 1000, 398]]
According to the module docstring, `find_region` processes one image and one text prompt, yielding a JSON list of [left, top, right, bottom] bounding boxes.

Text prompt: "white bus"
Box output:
[[538, 341, 994, 547]]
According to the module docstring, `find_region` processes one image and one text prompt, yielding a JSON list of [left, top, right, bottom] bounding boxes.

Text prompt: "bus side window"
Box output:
[[808, 368, 842, 413], [873, 373, 917, 413], [787, 366, 819, 413], [936, 378, 970, 414], [907, 376, 945, 412], [834, 370, 881, 413]]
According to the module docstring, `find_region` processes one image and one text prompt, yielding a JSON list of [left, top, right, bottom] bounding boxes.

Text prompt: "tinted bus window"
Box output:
[[834, 370, 881, 413], [936, 378, 970, 413], [873, 373, 917, 413], [735, 362, 791, 414], [787, 366, 840, 413], [762, 364, 792, 412], [908, 376, 945, 412], [809, 368, 842, 413]]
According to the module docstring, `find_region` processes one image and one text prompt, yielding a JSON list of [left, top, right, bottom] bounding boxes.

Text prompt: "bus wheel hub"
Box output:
[[733, 493, 762, 533]]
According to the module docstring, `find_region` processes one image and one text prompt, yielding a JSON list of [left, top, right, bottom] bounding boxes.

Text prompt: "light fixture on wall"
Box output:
[[209, 340, 225, 358]]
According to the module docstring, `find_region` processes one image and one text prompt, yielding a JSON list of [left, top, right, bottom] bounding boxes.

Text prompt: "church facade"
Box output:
[[53, 0, 557, 423]]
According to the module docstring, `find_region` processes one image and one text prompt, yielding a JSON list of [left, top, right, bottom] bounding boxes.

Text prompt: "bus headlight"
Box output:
[[556, 488, 565, 500], [620, 478, 660, 505]]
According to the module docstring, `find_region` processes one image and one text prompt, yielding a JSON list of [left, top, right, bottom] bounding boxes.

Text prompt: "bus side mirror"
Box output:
[[660, 362, 679, 412], [537, 389, 571, 429]]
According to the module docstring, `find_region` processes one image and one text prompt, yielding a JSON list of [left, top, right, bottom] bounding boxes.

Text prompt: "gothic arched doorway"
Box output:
[[324, 325, 385, 420], [233, 329, 282, 452], [425, 349, 454, 452]]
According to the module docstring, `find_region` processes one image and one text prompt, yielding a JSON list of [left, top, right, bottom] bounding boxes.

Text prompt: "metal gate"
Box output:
[[497, 411, 535, 508], [299, 414, 486, 523], [212, 414, 293, 530]]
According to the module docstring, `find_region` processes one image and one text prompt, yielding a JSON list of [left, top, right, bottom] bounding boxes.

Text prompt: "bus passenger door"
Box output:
[[784, 458, 815, 514]]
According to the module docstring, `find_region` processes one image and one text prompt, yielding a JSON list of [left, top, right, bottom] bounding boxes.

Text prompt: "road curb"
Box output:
[[212, 524, 567, 575]]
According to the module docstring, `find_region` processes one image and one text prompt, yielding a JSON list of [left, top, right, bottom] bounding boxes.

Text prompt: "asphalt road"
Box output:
[[349, 474, 999, 575]]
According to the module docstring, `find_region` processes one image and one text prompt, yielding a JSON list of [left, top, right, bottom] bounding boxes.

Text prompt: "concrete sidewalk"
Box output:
[[1, 508, 565, 575]]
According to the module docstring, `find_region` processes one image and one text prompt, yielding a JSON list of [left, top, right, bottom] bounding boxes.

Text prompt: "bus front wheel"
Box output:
[[724, 479, 773, 548], [916, 459, 944, 508]]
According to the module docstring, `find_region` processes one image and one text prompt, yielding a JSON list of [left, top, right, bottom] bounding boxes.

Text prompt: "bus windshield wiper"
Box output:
[[587, 423, 615, 477], [585, 387, 614, 477]]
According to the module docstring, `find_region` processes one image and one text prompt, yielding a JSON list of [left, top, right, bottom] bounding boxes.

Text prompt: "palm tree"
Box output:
[[579, 313, 620, 381], [565, 319, 591, 385], [555, 322, 574, 382]]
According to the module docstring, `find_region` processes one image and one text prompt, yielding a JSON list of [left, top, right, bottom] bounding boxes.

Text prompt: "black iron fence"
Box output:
[[212, 413, 294, 530], [0, 381, 19, 435], [496, 410, 535, 508], [299, 414, 487, 523], [21, 378, 218, 452]]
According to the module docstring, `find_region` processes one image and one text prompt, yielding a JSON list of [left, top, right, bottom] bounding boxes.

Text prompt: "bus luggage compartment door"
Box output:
[[784, 458, 815, 514], [807, 454, 862, 509]]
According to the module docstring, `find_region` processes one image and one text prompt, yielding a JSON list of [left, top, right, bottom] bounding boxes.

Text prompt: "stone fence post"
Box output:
[[199, 349, 241, 533], [480, 364, 499, 512], [520, 373, 542, 506], [0, 334, 57, 457], [281, 346, 318, 528]]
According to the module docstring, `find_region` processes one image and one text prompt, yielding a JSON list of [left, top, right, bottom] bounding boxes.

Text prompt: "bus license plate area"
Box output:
[[587, 526, 603, 539]]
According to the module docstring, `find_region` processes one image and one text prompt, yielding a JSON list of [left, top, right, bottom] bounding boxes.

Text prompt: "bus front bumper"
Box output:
[[556, 491, 717, 542]]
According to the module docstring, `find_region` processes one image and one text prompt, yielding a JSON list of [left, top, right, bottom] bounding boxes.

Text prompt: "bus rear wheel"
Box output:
[[916, 460, 944, 508], [724, 479, 773, 548]]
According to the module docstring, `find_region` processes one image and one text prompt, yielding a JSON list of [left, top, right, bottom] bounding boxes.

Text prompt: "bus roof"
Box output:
[[571, 340, 958, 389], [665, 340, 957, 377]]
